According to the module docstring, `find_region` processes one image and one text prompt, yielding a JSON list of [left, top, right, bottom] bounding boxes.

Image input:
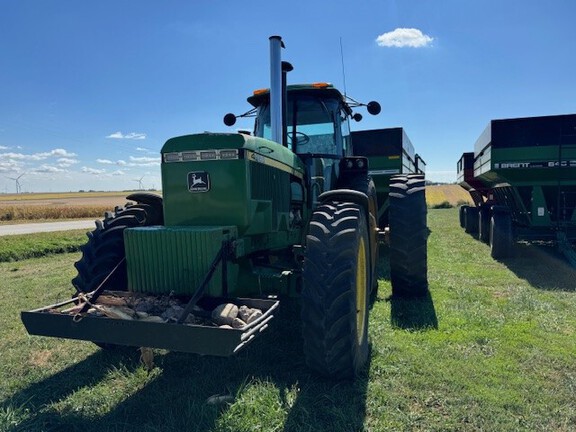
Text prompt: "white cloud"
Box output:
[[376, 28, 434, 48], [129, 156, 159, 163], [82, 167, 107, 175], [127, 155, 160, 167], [0, 148, 76, 161], [57, 158, 79, 167], [33, 164, 67, 174], [135, 147, 157, 155], [106, 131, 147, 140], [0, 145, 9, 150], [97, 158, 128, 166], [1, 152, 38, 161], [47, 148, 77, 157], [111, 170, 126, 176], [0, 160, 22, 172]]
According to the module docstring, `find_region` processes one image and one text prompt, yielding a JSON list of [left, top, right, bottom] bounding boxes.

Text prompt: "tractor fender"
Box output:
[[318, 189, 369, 211], [126, 192, 163, 208]]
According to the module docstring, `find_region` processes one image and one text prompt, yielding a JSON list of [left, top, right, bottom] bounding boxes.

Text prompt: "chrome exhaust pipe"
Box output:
[[269, 35, 283, 145]]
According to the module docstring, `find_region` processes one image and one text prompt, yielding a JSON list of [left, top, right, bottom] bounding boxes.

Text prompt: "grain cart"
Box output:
[[352, 127, 426, 227], [457, 114, 576, 264], [22, 36, 428, 378]]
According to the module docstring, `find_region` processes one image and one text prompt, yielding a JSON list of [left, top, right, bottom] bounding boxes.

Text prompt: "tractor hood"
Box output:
[[162, 132, 305, 177], [160, 132, 305, 239]]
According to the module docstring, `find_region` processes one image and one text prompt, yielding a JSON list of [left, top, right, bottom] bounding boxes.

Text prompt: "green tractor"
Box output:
[[22, 36, 428, 378]]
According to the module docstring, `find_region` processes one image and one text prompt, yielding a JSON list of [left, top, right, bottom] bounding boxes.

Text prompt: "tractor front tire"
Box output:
[[72, 194, 163, 293], [389, 174, 428, 298], [301, 201, 371, 378]]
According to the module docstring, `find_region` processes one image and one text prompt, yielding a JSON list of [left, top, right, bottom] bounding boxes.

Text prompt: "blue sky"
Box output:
[[1, 0, 575, 193]]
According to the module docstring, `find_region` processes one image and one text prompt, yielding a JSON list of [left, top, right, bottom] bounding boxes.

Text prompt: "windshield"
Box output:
[[255, 95, 342, 156]]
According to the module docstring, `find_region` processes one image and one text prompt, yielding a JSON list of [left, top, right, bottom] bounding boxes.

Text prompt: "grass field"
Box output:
[[0, 230, 87, 262], [1, 208, 574, 431]]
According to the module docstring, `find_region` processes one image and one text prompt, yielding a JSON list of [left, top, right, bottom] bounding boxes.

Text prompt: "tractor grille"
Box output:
[[124, 226, 237, 296], [250, 162, 290, 225]]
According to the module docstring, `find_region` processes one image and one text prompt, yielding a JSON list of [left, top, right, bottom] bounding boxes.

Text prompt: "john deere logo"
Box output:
[[188, 171, 210, 193]]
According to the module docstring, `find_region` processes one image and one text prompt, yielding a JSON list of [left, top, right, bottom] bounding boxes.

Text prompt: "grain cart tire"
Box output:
[[490, 212, 513, 259], [389, 174, 428, 298], [72, 195, 163, 294], [302, 201, 370, 378], [478, 205, 491, 244], [459, 205, 469, 228], [464, 206, 479, 235]]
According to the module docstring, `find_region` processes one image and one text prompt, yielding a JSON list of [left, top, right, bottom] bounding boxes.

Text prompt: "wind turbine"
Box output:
[[7, 173, 25, 194], [133, 175, 145, 190]]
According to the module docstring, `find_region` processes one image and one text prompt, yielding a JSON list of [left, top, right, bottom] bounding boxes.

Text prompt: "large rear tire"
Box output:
[[389, 174, 428, 298], [301, 201, 370, 378], [459, 205, 469, 228], [490, 211, 513, 259], [72, 193, 163, 293], [464, 206, 479, 236], [478, 205, 491, 244]]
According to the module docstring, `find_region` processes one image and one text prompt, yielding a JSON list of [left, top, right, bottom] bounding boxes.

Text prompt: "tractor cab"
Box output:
[[249, 84, 350, 157], [247, 83, 363, 199]]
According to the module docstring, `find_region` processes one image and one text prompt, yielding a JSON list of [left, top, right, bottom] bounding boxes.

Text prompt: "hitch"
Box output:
[[177, 240, 232, 324]]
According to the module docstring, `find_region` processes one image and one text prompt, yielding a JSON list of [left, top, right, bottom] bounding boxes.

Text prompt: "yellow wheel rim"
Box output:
[[356, 236, 367, 345]]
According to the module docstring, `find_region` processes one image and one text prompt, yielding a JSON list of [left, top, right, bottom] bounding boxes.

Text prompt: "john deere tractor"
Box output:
[[22, 36, 428, 378]]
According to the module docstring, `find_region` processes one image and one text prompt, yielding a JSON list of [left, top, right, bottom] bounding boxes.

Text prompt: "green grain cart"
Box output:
[[22, 36, 428, 378], [457, 114, 576, 264], [352, 127, 426, 227]]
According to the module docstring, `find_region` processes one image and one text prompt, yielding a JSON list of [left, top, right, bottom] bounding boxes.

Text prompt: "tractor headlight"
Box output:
[[164, 152, 181, 162], [220, 149, 239, 160], [182, 152, 198, 161], [200, 151, 217, 160]]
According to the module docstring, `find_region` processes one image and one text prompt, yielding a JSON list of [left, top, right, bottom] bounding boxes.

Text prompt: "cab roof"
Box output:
[[247, 83, 348, 111]]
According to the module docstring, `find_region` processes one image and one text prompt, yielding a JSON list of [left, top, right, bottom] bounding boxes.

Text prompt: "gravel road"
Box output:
[[0, 220, 95, 236]]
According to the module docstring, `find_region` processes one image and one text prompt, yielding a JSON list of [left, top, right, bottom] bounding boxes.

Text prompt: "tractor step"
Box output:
[[21, 292, 278, 357]]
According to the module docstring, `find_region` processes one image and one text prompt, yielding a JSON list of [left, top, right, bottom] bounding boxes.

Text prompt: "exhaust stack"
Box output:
[[269, 36, 284, 145]]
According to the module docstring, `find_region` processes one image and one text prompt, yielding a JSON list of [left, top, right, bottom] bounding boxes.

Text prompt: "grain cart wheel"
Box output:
[[459, 205, 469, 228], [389, 174, 428, 298], [464, 206, 479, 235], [490, 211, 513, 259], [478, 205, 491, 244], [72, 194, 163, 293], [301, 201, 370, 378]]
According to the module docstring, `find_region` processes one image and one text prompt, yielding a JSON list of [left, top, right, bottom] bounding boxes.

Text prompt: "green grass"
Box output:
[[1, 209, 575, 431], [0, 230, 88, 262]]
